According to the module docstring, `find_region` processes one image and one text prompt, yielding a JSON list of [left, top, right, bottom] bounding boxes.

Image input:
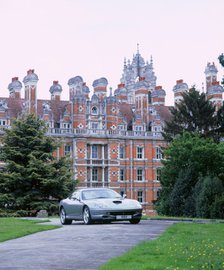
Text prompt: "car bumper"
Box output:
[[90, 209, 142, 221]]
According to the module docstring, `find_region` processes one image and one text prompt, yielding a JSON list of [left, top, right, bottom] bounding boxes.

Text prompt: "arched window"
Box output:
[[91, 106, 97, 115]]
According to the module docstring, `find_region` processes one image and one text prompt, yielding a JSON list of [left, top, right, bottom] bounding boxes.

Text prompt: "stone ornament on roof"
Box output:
[[8, 77, 22, 92], [49, 81, 62, 94], [43, 102, 51, 113], [68, 76, 83, 86], [204, 62, 218, 75], [0, 100, 8, 111], [92, 77, 108, 88], [121, 49, 157, 87], [207, 83, 224, 94], [23, 69, 39, 84]]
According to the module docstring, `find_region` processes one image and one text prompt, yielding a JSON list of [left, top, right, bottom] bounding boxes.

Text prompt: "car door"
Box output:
[[65, 191, 83, 219]]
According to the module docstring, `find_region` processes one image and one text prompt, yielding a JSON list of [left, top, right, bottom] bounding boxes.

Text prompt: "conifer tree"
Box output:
[[163, 87, 217, 141], [0, 114, 74, 216]]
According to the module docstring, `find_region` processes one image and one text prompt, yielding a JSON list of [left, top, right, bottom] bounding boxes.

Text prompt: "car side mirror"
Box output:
[[122, 194, 127, 199]]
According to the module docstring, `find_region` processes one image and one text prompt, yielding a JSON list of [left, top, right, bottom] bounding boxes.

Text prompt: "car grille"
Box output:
[[109, 210, 141, 216]]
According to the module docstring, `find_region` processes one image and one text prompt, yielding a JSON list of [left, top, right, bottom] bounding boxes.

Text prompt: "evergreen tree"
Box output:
[[163, 87, 217, 141], [0, 114, 74, 216], [195, 175, 224, 218], [156, 133, 224, 217]]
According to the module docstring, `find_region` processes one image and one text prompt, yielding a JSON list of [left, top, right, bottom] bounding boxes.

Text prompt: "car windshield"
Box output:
[[82, 189, 122, 200]]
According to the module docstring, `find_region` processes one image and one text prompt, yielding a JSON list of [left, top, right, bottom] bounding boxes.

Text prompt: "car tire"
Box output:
[[60, 207, 72, 225], [83, 206, 92, 225], [129, 218, 141, 224]]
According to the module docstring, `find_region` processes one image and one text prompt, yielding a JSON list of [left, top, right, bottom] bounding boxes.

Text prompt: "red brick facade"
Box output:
[[0, 53, 223, 215]]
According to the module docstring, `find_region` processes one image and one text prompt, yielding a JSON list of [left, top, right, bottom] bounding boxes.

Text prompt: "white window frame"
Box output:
[[137, 190, 144, 203], [156, 146, 163, 160], [64, 145, 71, 156], [156, 168, 162, 181], [119, 145, 125, 159], [137, 146, 143, 159], [119, 169, 125, 181], [137, 168, 144, 181], [91, 145, 98, 159], [91, 168, 98, 182]]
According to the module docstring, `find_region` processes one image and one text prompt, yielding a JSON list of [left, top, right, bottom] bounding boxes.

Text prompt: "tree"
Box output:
[[0, 114, 74, 216], [163, 87, 217, 141], [195, 175, 224, 218], [156, 132, 224, 217]]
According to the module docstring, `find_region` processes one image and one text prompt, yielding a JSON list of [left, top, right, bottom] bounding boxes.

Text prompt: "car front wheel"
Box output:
[[129, 218, 141, 224], [83, 206, 92, 225], [60, 207, 72, 225]]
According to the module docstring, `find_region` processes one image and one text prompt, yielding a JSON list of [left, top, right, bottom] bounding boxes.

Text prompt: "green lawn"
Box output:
[[0, 218, 60, 242], [99, 223, 224, 270]]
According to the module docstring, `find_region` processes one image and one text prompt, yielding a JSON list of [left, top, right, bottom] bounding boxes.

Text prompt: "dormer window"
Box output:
[[91, 106, 98, 115]]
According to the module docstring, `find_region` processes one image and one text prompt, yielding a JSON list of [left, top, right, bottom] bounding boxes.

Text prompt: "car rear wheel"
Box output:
[[83, 206, 92, 225], [60, 207, 72, 225], [129, 218, 141, 224]]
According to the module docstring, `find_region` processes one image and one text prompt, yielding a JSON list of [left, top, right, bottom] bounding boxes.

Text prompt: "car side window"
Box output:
[[71, 192, 80, 200]]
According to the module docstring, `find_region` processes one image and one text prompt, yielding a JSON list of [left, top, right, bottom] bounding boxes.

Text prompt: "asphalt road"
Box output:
[[0, 219, 175, 270]]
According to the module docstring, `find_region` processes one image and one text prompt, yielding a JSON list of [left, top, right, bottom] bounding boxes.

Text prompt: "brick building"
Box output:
[[0, 50, 223, 215]]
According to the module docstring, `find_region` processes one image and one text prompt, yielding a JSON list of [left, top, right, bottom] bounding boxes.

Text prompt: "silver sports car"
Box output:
[[59, 188, 143, 225]]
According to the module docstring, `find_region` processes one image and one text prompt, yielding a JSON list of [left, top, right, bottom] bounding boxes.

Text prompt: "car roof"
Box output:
[[76, 188, 113, 192]]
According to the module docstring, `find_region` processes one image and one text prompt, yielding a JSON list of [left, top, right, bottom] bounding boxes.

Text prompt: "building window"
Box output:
[[137, 168, 143, 181], [135, 126, 142, 131], [156, 168, 162, 181], [92, 168, 98, 182], [91, 107, 97, 115], [118, 125, 124, 130], [119, 146, 125, 159], [137, 146, 143, 159], [120, 169, 125, 181], [148, 92, 152, 104], [0, 120, 6, 126], [64, 145, 71, 156], [91, 122, 98, 130], [137, 191, 144, 203], [63, 123, 71, 129], [156, 146, 163, 160], [91, 145, 98, 159]]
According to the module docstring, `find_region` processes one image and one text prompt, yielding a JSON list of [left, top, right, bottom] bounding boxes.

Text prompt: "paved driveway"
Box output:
[[0, 219, 175, 270]]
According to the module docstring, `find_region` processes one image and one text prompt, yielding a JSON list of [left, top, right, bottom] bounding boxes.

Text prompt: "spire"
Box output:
[[136, 43, 140, 77], [124, 57, 127, 68], [150, 55, 153, 66], [109, 87, 113, 96]]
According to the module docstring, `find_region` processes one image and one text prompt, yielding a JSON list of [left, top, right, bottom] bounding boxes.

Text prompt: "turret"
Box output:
[[105, 87, 119, 130], [49, 81, 62, 101], [151, 86, 166, 106], [8, 77, 22, 99], [204, 62, 218, 92], [23, 69, 38, 114], [134, 77, 148, 122], [207, 81, 224, 110], [173, 79, 188, 105], [92, 78, 108, 101]]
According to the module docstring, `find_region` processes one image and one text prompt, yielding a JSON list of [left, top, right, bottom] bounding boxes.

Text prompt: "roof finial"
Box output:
[[124, 57, 127, 67], [150, 55, 153, 66], [137, 43, 139, 54]]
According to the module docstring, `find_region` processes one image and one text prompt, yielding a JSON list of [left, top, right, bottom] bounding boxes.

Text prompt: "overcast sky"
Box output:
[[0, 0, 223, 105]]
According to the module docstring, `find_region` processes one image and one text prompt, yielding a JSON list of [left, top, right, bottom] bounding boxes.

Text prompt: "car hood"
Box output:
[[84, 198, 142, 209]]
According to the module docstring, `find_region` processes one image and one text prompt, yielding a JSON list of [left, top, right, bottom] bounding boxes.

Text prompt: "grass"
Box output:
[[0, 218, 60, 242], [99, 223, 224, 270]]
